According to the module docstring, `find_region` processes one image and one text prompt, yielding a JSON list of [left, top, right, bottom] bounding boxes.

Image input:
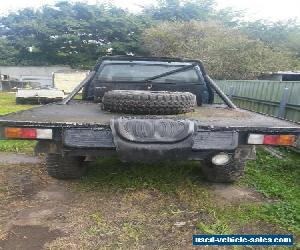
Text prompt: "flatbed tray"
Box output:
[[0, 101, 299, 132]]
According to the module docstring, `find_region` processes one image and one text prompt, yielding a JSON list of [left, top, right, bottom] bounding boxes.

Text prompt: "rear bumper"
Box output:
[[54, 118, 242, 162], [62, 128, 239, 151]]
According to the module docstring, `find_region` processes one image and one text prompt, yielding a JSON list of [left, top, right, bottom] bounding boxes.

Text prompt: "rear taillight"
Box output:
[[4, 128, 52, 139], [248, 134, 296, 146]]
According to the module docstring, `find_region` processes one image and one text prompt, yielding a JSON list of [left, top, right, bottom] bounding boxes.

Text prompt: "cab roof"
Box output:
[[95, 55, 206, 74]]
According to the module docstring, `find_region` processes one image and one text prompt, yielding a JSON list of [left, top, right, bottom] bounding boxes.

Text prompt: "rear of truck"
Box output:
[[0, 56, 299, 183]]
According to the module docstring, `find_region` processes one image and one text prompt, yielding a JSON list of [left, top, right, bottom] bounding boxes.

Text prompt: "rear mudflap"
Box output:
[[110, 118, 195, 162]]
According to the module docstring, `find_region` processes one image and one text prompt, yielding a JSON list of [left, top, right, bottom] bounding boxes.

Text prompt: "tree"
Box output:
[[0, 38, 18, 65], [0, 2, 148, 68], [243, 20, 300, 58], [142, 0, 243, 26], [143, 0, 216, 21], [143, 21, 299, 79]]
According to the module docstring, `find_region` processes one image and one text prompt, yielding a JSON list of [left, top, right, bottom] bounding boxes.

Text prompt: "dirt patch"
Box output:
[[237, 221, 292, 235], [46, 189, 205, 250], [0, 154, 72, 249], [5, 183, 74, 228], [0, 225, 61, 250], [211, 183, 264, 204], [35, 184, 73, 202], [0, 152, 41, 165], [10, 207, 56, 227], [0, 164, 48, 200]]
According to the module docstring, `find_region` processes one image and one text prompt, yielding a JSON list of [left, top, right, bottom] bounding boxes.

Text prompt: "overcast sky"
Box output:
[[0, 0, 299, 21]]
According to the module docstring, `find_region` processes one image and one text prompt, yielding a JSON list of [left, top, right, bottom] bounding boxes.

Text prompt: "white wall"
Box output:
[[53, 71, 89, 93], [0, 66, 71, 78]]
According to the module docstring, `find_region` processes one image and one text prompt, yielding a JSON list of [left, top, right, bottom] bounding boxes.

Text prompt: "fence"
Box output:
[[215, 80, 300, 147]]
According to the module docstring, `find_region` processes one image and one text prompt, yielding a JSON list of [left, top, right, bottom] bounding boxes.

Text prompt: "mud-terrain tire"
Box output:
[[102, 90, 196, 115], [201, 159, 246, 183], [46, 154, 87, 179]]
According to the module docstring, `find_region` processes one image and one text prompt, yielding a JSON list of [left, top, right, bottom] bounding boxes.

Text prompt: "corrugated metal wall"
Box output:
[[215, 80, 300, 122]]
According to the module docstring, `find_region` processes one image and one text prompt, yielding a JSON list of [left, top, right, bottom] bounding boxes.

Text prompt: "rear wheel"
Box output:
[[201, 159, 246, 183], [46, 154, 87, 179]]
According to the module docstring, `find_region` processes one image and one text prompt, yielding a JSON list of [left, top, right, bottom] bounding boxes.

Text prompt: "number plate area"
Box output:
[[192, 131, 238, 150], [63, 128, 115, 148]]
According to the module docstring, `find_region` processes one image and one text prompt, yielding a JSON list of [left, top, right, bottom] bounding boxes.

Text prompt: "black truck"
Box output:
[[0, 56, 299, 183]]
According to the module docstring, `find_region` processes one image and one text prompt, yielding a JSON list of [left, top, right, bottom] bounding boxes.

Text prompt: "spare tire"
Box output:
[[102, 90, 196, 115]]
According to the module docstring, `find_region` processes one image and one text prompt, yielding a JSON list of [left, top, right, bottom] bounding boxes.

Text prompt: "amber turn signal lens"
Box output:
[[277, 135, 296, 145], [4, 128, 22, 138]]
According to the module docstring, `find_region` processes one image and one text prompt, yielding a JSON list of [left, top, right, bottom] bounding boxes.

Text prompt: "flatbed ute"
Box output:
[[0, 56, 299, 183]]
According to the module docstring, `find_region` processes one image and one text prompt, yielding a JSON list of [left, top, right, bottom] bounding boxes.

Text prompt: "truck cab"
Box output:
[[83, 57, 214, 105]]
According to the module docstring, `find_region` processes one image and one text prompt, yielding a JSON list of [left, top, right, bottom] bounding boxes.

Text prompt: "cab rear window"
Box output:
[[97, 63, 200, 83]]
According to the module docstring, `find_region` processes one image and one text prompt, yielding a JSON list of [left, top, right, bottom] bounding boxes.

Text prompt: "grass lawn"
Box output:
[[242, 148, 300, 235], [0, 92, 36, 154], [0, 91, 299, 248], [78, 148, 300, 236]]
